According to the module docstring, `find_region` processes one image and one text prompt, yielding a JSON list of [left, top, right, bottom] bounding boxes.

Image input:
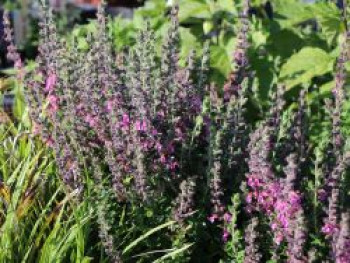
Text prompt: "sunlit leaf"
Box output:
[[280, 47, 334, 89]]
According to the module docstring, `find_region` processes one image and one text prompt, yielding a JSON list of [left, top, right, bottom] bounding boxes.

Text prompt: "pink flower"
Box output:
[[277, 213, 288, 229], [121, 114, 130, 129], [106, 100, 114, 112], [191, 96, 202, 111], [208, 214, 219, 223], [332, 88, 338, 96], [246, 171, 303, 245], [318, 189, 328, 201], [271, 222, 278, 230], [48, 94, 58, 104], [47, 95, 59, 112], [275, 200, 287, 211], [223, 212, 232, 223], [151, 129, 158, 136], [289, 191, 301, 205], [14, 60, 22, 69], [246, 192, 253, 204], [85, 114, 97, 127], [45, 74, 57, 93], [76, 103, 84, 112], [222, 229, 230, 242], [157, 111, 165, 118], [142, 141, 153, 150], [135, 120, 147, 132], [45, 136, 55, 147], [155, 142, 163, 152], [175, 127, 185, 141], [336, 240, 350, 263], [160, 155, 167, 164], [322, 222, 339, 236], [274, 231, 284, 245], [169, 161, 179, 171], [167, 143, 175, 154], [32, 122, 42, 135], [248, 177, 260, 188]]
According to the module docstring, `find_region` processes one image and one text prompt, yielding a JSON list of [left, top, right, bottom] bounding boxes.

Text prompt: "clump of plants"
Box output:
[[2, 0, 350, 262]]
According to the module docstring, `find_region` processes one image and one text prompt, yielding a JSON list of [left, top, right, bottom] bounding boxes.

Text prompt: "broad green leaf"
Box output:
[[311, 2, 342, 45], [250, 54, 275, 99], [272, 0, 314, 28], [210, 45, 232, 78], [266, 29, 304, 60], [280, 47, 334, 89], [223, 37, 236, 55], [178, 0, 211, 22]]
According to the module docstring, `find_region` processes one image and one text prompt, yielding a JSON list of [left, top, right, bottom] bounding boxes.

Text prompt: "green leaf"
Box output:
[[280, 47, 334, 89], [271, 0, 314, 28], [311, 2, 342, 45], [153, 243, 193, 263], [319, 80, 335, 95], [81, 257, 93, 263], [216, 0, 236, 13], [210, 45, 232, 78], [122, 221, 176, 255], [134, 0, 167, 18], [178, 0, 211, 22], [180, 28, 200, 64], [0, 62, 36, 75], [251, 30, 267, 49], [146, 208, 154, 218], [307, 80, 335, 102], [266, 29, 304, 60]]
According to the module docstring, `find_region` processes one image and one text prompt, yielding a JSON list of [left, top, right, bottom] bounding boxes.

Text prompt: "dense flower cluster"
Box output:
[[3, 0, 350, 262], [335, 212, 350, 263], [245, 127, 304, 246]]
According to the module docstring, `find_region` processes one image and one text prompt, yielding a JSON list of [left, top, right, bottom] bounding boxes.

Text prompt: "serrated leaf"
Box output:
[[280, 47, 334, 89], [311, 2, 342, 45]]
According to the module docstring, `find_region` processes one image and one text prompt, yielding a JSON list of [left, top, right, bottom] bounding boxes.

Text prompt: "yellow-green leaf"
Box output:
[[280, 47, 334, 89]]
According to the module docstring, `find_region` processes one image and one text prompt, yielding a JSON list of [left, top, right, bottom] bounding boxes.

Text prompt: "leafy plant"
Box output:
[[2, 0, 350, 262]]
